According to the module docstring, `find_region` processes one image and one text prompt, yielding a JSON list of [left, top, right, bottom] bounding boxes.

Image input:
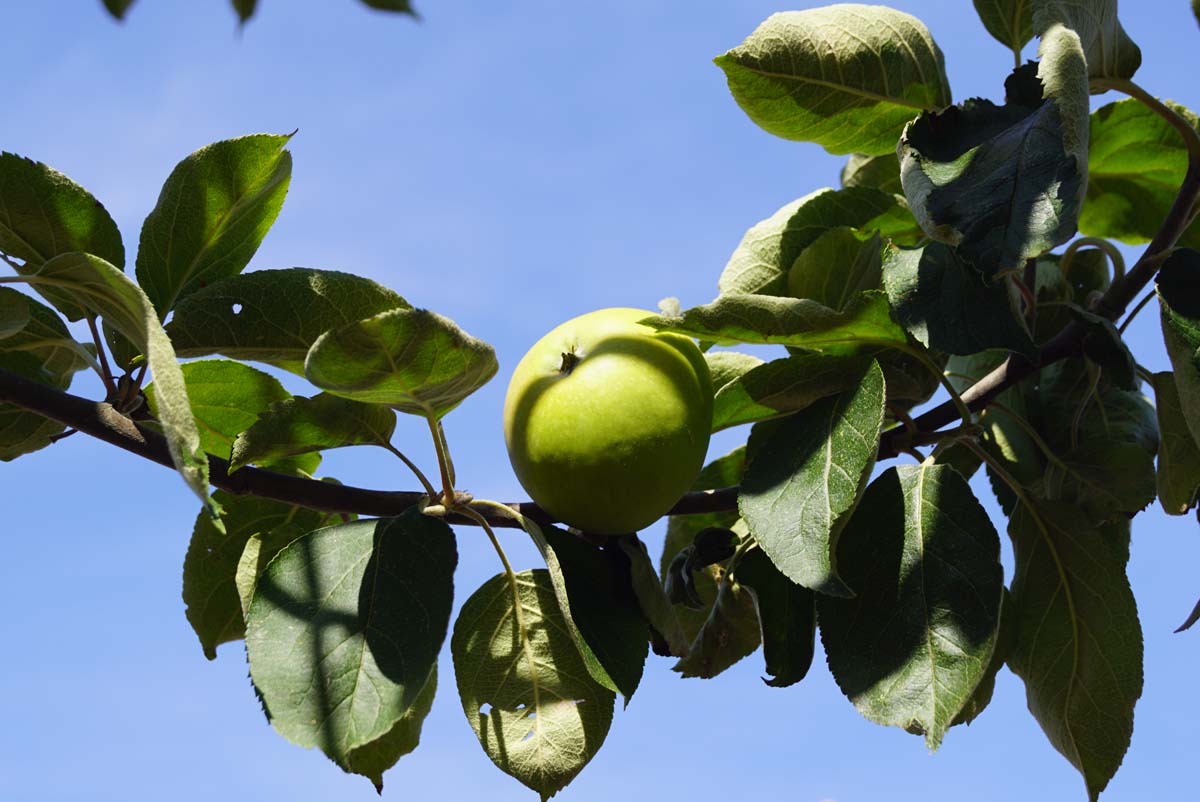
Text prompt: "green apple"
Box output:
[[503, 308, 713, 534]]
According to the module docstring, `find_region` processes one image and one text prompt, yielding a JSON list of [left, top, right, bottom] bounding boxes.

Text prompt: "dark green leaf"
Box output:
[[973, 0, 1034, 54], [1068, 305, 1137, 389], [246, 509, 456, 766], [712, 353, 870, 432], [664, 527, 737, 610], [840, 153, 903, 194], [818, 465, 1003, 749], [451, 569, 615, 801], [1033, 0, 1141, 81], [0, 288, 95, 379], [716, 7, 951, 155], [343, 666, 436, 792], [166, 267, 410, 375], [740, 361, 885, 597], [953, 587, 1016, 727], [525, 522, 648, 701], [103, 0, 136, 19], [231, 0, 257, 22], [136, 134, 292, 315], [305, 307, 497, 419], [1038, 359, 1158, 455], [183, 491, 337, 659], [718, 188, 922, 296], [619, 535, 689, 657], [1176, 596, 1200, 633], [1008, 502, 1142, 801], [1039, 442, 1156, 523], [644, 291, 906, 355], [1158, 248, 1200, 448], [0, 351, 69, 461], [899, 63, 1084, 278], [1081, 99, 1200, 248], [1151, 372, 1200, 514], [787, 227, 883, 311], [230, 393, 395, 473], [0, 290, 28, 339], [672, 574, 761, 679], [734, 547, 816, 688], [0, 152, 124, 318], [361, 0, 415, 11], [882, 242, 1035, 356]]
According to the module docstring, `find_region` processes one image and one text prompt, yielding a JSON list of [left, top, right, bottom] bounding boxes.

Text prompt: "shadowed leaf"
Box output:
[[735, 547, 816, 688], [1151, 371, 1200, 514]]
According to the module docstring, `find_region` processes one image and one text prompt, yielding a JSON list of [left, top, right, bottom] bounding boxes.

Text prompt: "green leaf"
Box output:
[[451, 569, 615, 800], [786, 227, 883, 311], [166, 267, 410, 375], [898, 63, 1085, 278], [973, 0, 1035, 55], [0, 351, 69, 460], [661, 447, 746, 642], [32, 252, 213, 514], [1037, 359, 1158, 455], [718, 187, 922, 297], [672, 573, 761, 679], [103, 0, 136, 19], [0, 152, 124, 318], [619, 535, 689, 658], [343, 665, 436, 793], [712, 353, 870, 432], [305, 307, 497, 418], [1007, 502, 1142, 801], [523, 521, 648, 701], [953, 588, 1016, 727], [739, 361, 885, 597], [1176, 596, 1200, 633], [818, 465, 1003, 749], [644, 291, 907, 355], [705, 350, 763, 396], [715, 7, 951, 155], [1039, 442, 1156, 523], [840, 153, 903, 195], [1068, 305, 1137, 389], [1080, 98, 1200, 248], [136, 134, 293, 316], [0, 289, 28, 339], [231, 0, 257, 22], [230, 393, 395, 473], [0, 288, 96, 379], [734, 547, 816, 688], [1158, 248, 1200, 448], [882, 242, 1035, 356], [146, 359, 291, 464], [361, 0, 415, 11], [246, 509, 457, 766], [183, 491, 337, 659], [1032, 0, 1141, 81], [664, 527, 737, 609], [1151, 372, 1200, 514]]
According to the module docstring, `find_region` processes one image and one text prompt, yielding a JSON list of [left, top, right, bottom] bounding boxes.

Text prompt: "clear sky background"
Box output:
[[1, 1, 1197, 800]]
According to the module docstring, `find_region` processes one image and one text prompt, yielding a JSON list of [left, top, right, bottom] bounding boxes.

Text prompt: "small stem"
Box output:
[[132, 363, 149, 390], [381, 442, 438, 499], [85, 315, 118, 398], [1119, 290, 1158, 333], [1060, 237, 1127, 285], [426, 415, 455, 505]]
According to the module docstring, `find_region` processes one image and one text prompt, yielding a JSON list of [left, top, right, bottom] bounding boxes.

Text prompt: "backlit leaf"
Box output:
[[712, 353, 870, 432], [1032, 0, 1141, 82], [343, 666, 436, 792], [973, 0, 1035, 55], [739, 361, 885, 597], [818, 465, 1003, 749], [840, 153, 903, 194], [1151, 371, 1200, 514], [716, 6, 951, 155], [787, 227, 883, 311], [452, 570, 614, 800]]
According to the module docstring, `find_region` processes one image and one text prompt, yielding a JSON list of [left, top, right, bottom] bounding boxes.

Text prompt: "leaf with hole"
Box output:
[[136, 134, 292, 315], [739, 360, 885, 597], [818, 465, 1003, 749], [246, 509, 456, 767], [716, 6, 951, 155], [451, 569, 615, 801]]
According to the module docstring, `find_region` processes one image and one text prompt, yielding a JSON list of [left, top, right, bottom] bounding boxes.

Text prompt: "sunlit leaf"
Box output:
[[716, 6, 951, 155], [973, 0, 1034, 55], [712, 353, 870, 432], [787, 227, 883, 311], [840, 153, 903, 194], [230, 393, 395, 473], [1032, 0, 1141, 82]]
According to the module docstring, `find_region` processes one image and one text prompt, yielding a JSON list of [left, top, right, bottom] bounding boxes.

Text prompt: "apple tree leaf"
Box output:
[[451, 569, 615, 801], [899, 61, 1085, 278], [1039, 442, 1156, 523], [1150, 371, 1200, 514], [1067, 305, 1137, 389], [619, 535, 689, 658], [136, 134, 293, 316], [706, 350, 763, 396], [1157, 248, 1200, 449], [882, 241, 1035, 356], [1032, 0, 1141, 82], [672, 572, 761, 679], [305, 307, 497, 419], [166, 267, 410, 375], [953, 588, 1016, 728], [712, 353, 871, 432], [0, 152, 125, 318], [840, 153, 903, 194], [246, 509, 456, 767], [739, 360, 885, 597], [973, 0, 1034, 56], [361, 0, 416, 11], [230, 392, 395, 473], [718, 187, 922, 297], [31, 252, 213, 516], [0, 289, 28, 339], [818, 465, 1003, 750], [1080, 99, 1200, 249], [787, 227, 883, 311], [1176, 597, 1200, 634], [231, 0, 257, 23], [715, 6, 951, 155], [1007, 503, 1142, 801], [734, 546, 816, 688], [183, 490, 339, 659], [643, 291, 907, 355], [343, 666, 437, 793], [103, 0, 136, 19]]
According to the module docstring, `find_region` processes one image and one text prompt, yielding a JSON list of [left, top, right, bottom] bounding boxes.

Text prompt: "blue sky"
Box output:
[[1, 1, 1197, 800]]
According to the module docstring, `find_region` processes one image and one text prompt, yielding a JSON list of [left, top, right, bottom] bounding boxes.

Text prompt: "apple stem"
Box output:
[[559, 350, 580, 375]]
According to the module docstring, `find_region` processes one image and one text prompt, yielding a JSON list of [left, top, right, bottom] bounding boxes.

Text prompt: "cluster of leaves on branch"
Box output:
[[101, 0, 416, 25], [3, 1, 1200, 800]]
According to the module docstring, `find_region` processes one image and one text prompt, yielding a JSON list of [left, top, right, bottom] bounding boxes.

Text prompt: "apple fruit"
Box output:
[[503, 308, 713, 534]]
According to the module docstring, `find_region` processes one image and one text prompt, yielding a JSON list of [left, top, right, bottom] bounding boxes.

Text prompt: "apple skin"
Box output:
[[503, 308, 713, 534]]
